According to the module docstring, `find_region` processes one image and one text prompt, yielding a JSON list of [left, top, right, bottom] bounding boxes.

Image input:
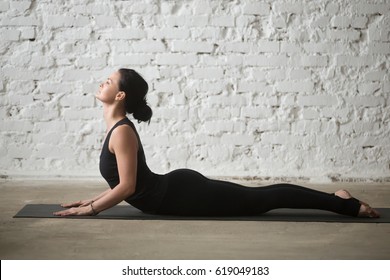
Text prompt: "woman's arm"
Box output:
[[54, 125, 138, 216], [60, 188, 111, 208]]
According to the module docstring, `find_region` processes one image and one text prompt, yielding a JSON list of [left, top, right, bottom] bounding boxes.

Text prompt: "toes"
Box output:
[[358, 204, 380, 218], [369, 208, 380, 218]]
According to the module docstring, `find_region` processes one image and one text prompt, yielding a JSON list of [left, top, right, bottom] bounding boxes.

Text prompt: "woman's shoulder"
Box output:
[[111, 123, 137, 142], [109, 120, 139, 152]]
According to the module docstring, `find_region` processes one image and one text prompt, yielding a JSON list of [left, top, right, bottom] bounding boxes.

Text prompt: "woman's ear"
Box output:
[[116, 91, 126, 101]]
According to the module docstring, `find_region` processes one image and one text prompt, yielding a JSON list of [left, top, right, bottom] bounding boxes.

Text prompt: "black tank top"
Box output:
[[99, 117, 165, 213]]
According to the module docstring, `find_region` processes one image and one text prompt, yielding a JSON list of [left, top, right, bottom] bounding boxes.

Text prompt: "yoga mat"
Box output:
[[13, 204, 389, 223]]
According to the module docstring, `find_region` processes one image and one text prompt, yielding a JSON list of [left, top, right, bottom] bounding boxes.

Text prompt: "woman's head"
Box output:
[[117, 68, 152, 123], [97, 69, 152, 123]]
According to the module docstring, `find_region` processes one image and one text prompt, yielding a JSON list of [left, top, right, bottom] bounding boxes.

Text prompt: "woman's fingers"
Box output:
[[61, 200, 93, 208], [53, 206, 92, 216], [61, 201, 82, 208], [80, 201, 92, 207], [53, 207, 79, 216], [53, 208, 73, 216], [60, 203, 74, 208]]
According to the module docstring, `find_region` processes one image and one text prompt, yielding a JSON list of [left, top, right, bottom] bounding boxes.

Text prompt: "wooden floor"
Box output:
[[1, 179, 389, 259]]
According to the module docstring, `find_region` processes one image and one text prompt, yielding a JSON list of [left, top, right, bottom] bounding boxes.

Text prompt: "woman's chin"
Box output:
[[95, 92, 102, 101]]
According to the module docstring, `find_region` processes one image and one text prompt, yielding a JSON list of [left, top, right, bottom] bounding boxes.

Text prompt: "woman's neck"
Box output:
[[103, 104, 126, 132]]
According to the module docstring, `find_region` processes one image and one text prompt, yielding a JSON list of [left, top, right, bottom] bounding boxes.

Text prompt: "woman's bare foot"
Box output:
[[334, 189, 380, 218], [358, 204, 380, 218]]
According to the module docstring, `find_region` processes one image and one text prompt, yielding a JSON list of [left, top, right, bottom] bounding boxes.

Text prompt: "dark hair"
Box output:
[[118, 68, 152, 123]]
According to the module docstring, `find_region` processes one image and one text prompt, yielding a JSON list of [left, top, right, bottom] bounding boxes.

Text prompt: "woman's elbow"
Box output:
[[118, 183, 136, 198]]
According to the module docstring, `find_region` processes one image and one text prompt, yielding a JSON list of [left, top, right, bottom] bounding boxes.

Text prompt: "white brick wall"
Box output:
[[0, 0, 389, 182]]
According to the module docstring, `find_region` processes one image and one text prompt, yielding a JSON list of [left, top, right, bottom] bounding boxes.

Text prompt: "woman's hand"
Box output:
[[61, 199, 93, 208], [53, 205, 94, 217]]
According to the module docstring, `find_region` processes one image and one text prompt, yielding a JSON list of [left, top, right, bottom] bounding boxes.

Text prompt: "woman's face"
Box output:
[[95, 71, 122, 103]]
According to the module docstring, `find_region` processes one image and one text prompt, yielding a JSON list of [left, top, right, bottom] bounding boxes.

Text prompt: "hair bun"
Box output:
[[118, 68, 153, 124], [133, 103, 153, 123]]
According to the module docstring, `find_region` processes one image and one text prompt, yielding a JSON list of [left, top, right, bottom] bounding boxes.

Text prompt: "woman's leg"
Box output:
[[156, 169, 362, 217]]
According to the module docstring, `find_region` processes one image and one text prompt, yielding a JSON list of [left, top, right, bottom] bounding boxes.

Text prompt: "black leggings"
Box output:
[[156, 169, 361, 217]]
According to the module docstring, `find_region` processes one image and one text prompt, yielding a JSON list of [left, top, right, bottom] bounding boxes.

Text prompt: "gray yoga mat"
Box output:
[[13, 204, 389, 223]]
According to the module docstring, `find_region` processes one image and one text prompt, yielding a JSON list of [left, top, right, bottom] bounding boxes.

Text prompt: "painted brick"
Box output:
[[10, 1, 32, 12], [9, 93, 34, 106], [364, 71, 386, 81], [352, 17, 368, 29], [154, 80, 180, 94], [31, 56, 55, 69], [20, 27, 35, 40], [326, 3, 339, 15], [303, 43, 335, 53], [109, 28, 146, 40], [302, 108, 319, 120], [241, 106, 273, 119], [276, 81, 315, 93], [384, 81, 390, 93], [121, 2, 158, 14], [294, 55, 328, 67], [2, 16, 40, 26], [329, 29, 361, 41], [244, 55, 288, 67], [297, 95, 338, 107], [210, 15, 235, 27], [289, 69, 311, 80], [193, 67, 224, 79], [193, 1, 212, 14], [345, 97, 385, 107], [0, 29, 20, 41], [355, 4, 390, 14], [172, 41, 213, 53], [368, 43, 390, 54], [0, 0, 389, 181], [112, 55, 153, 66], [62, 70, 91, 81], [60, 95, 95, 108], [76, 57, 106, 68], [280, 42, 302, 53], [221, 134, 254, 146], [187, 16, 209, 27], [261, 132, 293, 145], [132, 40, 166, 53], [0, 1, 9, 12], [45, 16, 89, 28], [148, 28, 190, 39], [156, 54, 198, 65], [253, 96, 278, 106], [237, 81, 271, 93], [273, 2, 304, 13], [0, 120, 33, 132], [196, 80, 224, 92], [293, 120, 321, 134], [7, 144, 33, 158], [336, 55, 375, 67], [331, 16, 352, 28], [94, 16, 120, 27], [357, 82, 381, 95], [311, 16, 331, 28], [62, 108, 101, 120], [221, 42, 251, 53], [243, 3, 270, 15], [204, 121, 234, 133]]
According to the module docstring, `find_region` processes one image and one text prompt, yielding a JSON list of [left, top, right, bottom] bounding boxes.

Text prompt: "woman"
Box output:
[[54, 69, 380, 218]]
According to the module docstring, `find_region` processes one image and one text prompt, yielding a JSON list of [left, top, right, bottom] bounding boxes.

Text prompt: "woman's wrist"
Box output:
[[90, 202, 98, 216]]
